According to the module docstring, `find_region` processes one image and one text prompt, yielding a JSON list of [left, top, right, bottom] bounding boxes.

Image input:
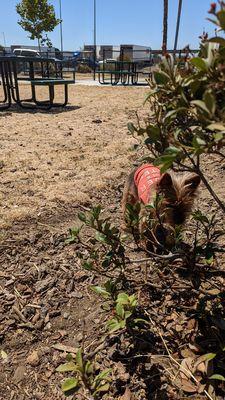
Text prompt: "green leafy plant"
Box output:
[[57, 349, 111, 399], [192, 210, 224, 265], [65, 227, 82, 245], [129, 2, 225, 213], [92, 286, 148, 333], [107, 292, 138, 332], [75, 206, 126, 277], [92, 279, 118, 301]]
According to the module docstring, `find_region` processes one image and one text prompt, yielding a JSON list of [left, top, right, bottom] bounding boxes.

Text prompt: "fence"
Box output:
[[0, 47, 199, 82]]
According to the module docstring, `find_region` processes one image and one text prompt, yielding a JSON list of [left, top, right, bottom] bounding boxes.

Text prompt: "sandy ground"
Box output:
[[0, 83, 148, 230]]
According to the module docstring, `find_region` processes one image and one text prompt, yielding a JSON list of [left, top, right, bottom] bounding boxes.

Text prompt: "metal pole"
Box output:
[[93, 0, 96, 80], [2, 32, 6, 48], [174, 0, 183, 53], [59, 0, 63, 54]]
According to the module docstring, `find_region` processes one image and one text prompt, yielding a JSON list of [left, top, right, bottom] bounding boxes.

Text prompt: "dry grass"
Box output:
[[0, 83, 148, 229]]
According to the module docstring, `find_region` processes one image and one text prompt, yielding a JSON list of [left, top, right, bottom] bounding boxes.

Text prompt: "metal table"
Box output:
[[0, 56, 75, 110], [97, 60, 138, 85]]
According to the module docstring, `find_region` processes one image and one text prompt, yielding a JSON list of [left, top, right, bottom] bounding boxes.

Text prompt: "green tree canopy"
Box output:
[[16, 0, 60, 48]]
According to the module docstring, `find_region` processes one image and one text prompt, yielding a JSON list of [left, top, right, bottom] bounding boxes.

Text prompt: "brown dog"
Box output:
[[122, 164, 200, 248]]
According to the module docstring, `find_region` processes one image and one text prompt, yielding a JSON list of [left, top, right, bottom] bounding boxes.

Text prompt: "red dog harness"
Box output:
[[134, 164, 161, 204]]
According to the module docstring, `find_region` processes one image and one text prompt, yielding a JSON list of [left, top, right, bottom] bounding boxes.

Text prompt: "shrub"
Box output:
[[128, 1, 225, 213], [76, 63, 92, 73]]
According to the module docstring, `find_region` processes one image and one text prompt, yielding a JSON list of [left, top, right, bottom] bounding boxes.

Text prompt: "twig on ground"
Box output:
[[145, 311, 215, 400], [128, 252, 185, 262]]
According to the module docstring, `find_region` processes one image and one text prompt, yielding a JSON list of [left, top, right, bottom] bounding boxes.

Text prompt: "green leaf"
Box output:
[[93, 382, 110, 394], [124, 311, 132, 319], [192, 136, 206, 154], [191, 100, 211, 116], [66, 353, 73, 362], [164, 109, 188, 124], [107, 318, 125, 332], [92, 205, 102, 219], [127, 122, 136, 134], [78, 212, 86, 222], [146, 125, 160, 142], [116, 302, 125, 319], [203, 91, 216, 115], [165, 146, 181, 155], [94, 369, 112, 385], [85, 360, 94, 375], [76, 349, 83, 372], [192, 210, 209, 224], [154, 155, 175, 171], [153, 71, 170, 85], [209, 36, 225, 46], [190, 57, 208, 71], [209, 374, 225, 381], [190, 79, 202, 95], [207, 123, 225, 131], [144, 89, 158, 104], [56, 362, 77, 373], [203, 353, 216, 361], [217, 10, 225, 30], [105, 279, 116, 294], [214, 132, 224, 142], [207, 17, 220, 27], [83, 261, 93, 271], [160, 160, 175, 173], [133, 318, 149, 325], [61, 378, 79, 393], [116, 293, 129, 304], [129, 294, 138, 307], [95, 232, 107, 243], [91, 286, 110, 298], [154, 147, 181, 171]]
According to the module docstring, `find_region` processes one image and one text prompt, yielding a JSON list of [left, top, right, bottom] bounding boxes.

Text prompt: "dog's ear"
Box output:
[[158, 173, 176, 200], [184, 173, 201, 194], [158, 173, 173, 189]]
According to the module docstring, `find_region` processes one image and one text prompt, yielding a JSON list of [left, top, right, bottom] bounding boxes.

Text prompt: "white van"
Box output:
[[13, 48, 41, 57]]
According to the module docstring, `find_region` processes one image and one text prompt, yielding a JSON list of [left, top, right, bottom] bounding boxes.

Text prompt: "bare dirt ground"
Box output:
[[0, 83, 144, 229], [0, 83, 224, 400]]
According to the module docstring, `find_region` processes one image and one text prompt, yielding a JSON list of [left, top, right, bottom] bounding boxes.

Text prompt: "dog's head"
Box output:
[[145, 171, 201, 249], [157, 171, 201, 227]]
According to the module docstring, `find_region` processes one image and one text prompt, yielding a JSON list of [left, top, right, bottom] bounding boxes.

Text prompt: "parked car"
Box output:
[[13, 48, 41, 57]]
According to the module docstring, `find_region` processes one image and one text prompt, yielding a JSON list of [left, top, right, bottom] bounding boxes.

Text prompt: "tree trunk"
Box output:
[[38, 38, 41, 52], [174, 0, 183, 53], [162, 0, 168, 54]]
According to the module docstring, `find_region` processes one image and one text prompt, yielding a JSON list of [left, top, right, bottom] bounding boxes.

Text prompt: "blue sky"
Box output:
[[0, 1, 216, 51]]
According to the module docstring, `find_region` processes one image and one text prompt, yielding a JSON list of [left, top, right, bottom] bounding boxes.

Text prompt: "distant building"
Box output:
[[82, 44, 151, 61], [99, 45, 120, 60], [120, 45, 151, 61], [83, 45, 101, 59]]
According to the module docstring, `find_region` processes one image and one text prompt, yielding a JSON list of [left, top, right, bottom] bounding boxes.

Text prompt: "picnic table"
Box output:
[[0, 55, 75, 110], [97, 60, 138, 85], [97, 60, 152, 85]]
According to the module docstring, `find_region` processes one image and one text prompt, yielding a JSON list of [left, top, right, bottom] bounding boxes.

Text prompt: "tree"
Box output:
[[162, 0, 168, 54], [16, 0, 60, 50], [174, 0, 183, 52]]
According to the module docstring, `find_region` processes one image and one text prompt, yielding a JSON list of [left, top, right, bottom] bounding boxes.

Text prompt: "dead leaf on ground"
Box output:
[[119, 387, 132, 400], [52, 343, 78, 354]]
